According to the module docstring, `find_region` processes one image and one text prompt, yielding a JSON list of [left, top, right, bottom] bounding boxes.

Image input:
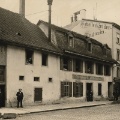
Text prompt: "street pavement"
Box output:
[[0, 101, 112, 115], [4, 104, 120, 120]]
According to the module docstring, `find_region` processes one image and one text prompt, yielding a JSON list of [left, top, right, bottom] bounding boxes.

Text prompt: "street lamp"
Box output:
[[47, 0, 53, 42]]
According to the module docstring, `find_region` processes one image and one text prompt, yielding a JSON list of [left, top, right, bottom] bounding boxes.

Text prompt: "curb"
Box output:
[[18, 103, 108, 115]]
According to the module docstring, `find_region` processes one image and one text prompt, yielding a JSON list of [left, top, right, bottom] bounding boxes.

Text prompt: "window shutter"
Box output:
[[68, 59, 72, 71], [92, 63, 94, 74], [69, 82, 72, 97], [73, 82, 76, 97], [80, 82, 83, 96], [104, 65, 106, 75], [61, 82, 64, 97], [73, 59, 76, 72], [101, 65, 103, 75], [96, 63, 98, 74], [85, 62, 87, 73], [80, 61, 83, 72], [60, 57, 63, 70]]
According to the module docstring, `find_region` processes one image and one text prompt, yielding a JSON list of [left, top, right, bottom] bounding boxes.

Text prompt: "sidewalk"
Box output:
[[0, 101, 112, 115]]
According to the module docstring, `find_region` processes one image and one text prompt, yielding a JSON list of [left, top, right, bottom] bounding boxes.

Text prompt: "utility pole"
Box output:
[[47, 0, 53, 42]]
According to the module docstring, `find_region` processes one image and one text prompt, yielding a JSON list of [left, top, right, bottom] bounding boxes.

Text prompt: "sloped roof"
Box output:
[[0, 7, 60, 54], [37, 20, 116, 63]]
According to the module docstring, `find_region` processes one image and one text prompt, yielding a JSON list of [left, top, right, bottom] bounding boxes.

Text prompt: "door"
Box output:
[[34, 88, 42, 102], [86, 83, 93, 92], [108, 82, 112, 98], [0, 85, 5, 107]]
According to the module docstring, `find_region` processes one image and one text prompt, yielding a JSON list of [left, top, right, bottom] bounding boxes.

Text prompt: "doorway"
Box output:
[[86, 83, 93, 92], [34, 88, 42, 102], [0, 85, 5, 107], [108, 82, 112, 98]]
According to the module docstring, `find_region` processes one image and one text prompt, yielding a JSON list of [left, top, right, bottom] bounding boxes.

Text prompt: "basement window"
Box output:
[[34, 77, 40, 81], [26, 50, 34, 64], [48, 78, 53, 82], [19, 76, 24, 81]]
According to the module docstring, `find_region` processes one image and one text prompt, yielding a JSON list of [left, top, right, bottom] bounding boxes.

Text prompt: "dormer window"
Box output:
[[87, 42, 92, 52], [103, 47, 107, 55], [69, 36, 74, 47], [68, 32, 74, 47]]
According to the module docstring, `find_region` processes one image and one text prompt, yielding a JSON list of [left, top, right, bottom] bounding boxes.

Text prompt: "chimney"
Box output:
[[71, 16, 73, 23], [72, 9, 86, 22], [19, 0, 25, 17]]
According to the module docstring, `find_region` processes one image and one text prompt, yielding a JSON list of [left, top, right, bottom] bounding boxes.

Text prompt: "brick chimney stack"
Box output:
[[19, 0, 25, 17]]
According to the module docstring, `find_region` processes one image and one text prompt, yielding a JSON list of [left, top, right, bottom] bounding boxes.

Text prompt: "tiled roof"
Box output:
[[0, 7, 60, 54], [38, 20, 116, 63]]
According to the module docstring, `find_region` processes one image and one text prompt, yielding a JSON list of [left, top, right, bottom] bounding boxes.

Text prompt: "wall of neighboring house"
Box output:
[[112, 26, 120, 78], [6, 45, 60, 107], [67, 20, 113, 49]]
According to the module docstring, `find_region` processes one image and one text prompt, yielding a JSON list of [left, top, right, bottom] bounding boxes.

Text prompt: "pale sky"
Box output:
[[0, 0, 120, 27]]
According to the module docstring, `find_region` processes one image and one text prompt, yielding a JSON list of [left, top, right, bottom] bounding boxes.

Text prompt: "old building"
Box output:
[[0, 7, 116, 107], [65, 11, 120, 93], [37, 20, 116, 102]]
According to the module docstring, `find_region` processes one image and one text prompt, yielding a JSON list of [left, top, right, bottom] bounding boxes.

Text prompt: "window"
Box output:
[[60, 57, 72, 71], [69, 37, 74, 47], [98, 83, 102, 96], [104, 65, 111, 76], [73, 82, 83, 97], [26, 50, 33, 64], [61, 82, 72, 97], [42, 53, 48, 66], [117, 33, 120, 44], [117, 67, 120, 77], [96, 63, 103, 75], [85, 61, 94, 74], [103, 47, 107, 55], [87, 42, 92, 52], [117, 49, 120, 60], [73, 59, 83, 72], [19, 76, 24, 81], [0, 67, 5, 82], [34, 77, 40, 81], [48, 78, 53, 82]]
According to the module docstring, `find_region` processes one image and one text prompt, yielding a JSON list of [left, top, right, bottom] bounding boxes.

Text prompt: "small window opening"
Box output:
[[19, 76, 24, 80], [48, 78, 53, 82], [34, 77, 40, 81]]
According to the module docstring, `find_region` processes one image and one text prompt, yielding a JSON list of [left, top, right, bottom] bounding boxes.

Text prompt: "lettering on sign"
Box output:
[[72, 74, 104, 81]]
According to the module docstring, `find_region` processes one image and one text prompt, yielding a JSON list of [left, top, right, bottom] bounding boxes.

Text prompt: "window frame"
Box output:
[[25, 49, 34, 65], [85, 61, 94, 74], [42, 53, 48, 66]]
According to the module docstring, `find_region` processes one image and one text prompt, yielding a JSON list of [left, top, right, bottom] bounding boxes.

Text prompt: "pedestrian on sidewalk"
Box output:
[[16, 89, 24, 108], [113, 89, 119, 101], [89, 90, 93, 101], [0, 89, 2, 108]]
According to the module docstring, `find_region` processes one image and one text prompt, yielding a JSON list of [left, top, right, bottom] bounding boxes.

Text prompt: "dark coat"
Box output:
[[16, 92, 24, 100]]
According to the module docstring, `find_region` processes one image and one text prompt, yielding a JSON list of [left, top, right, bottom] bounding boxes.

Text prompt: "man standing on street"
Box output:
[[16, 89, 24, 108]]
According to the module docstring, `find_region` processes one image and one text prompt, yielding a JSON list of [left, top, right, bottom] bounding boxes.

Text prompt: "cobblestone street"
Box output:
[[9, 104, 120, 120]]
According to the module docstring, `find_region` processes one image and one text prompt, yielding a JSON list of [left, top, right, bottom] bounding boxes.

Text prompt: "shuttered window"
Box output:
[[61, 82, 72, 97], [73, 82, 83, 97], [96, 63, 103, 75], [104, 65, 111, 76], [85, 61, 94, 74], [73, 59, 83, 72], [60, 57, 72, 71]]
